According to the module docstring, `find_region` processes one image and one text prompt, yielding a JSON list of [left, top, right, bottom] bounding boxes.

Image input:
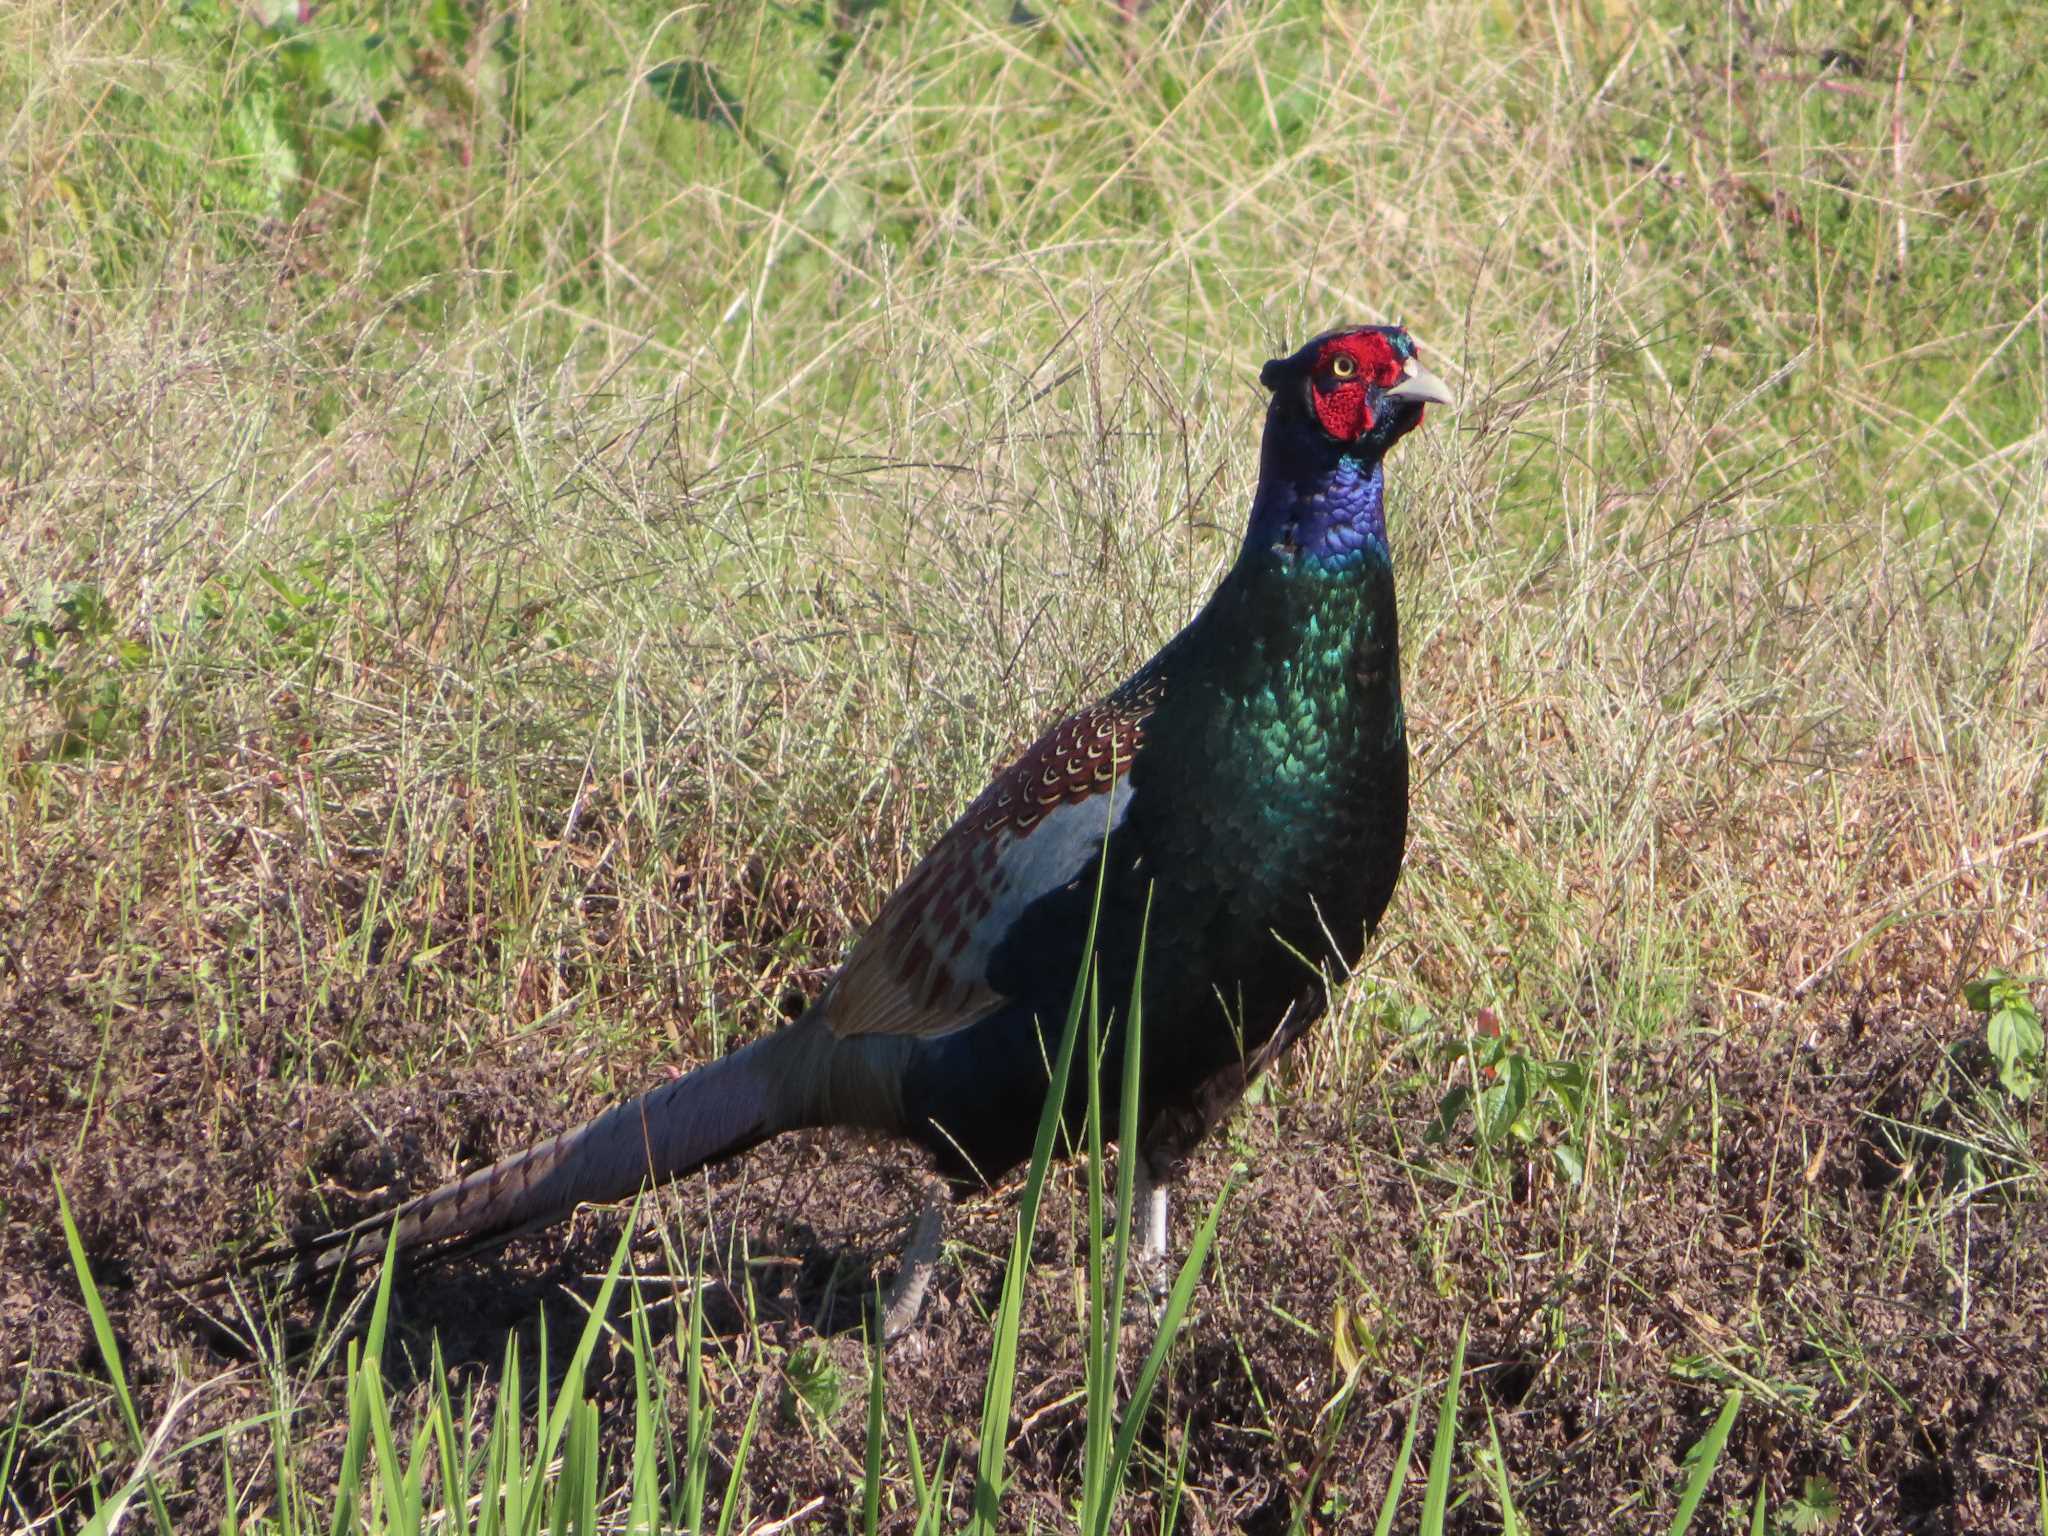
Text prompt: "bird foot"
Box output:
[[1131, 1253, 1171, 1329], [877, 1196, 945, 1342]]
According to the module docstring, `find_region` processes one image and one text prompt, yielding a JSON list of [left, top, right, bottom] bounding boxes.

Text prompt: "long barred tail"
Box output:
[[245, 1028, 799, 1290]]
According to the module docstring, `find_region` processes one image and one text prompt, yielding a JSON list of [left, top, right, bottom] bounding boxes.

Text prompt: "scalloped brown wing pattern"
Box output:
[[819, 675, 1166, 1041]]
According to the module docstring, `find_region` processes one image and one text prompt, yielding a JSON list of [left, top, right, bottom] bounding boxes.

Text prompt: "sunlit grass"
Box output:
[[3, 0, 2044, 1527]]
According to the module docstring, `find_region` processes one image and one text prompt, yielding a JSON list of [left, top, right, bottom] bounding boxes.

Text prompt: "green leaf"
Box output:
[[1425, 1085, 1471, 1144], [1988, 1003, 2042, 1100], [1332, 1303, 1360, 1377], [1476, 1057, 1529, 1147], [1780, 1475, 1840, 1533], [57, 584, 114, 635], [1541, 1059, 1591, 1115], [1964, 971, 2031, 1016]]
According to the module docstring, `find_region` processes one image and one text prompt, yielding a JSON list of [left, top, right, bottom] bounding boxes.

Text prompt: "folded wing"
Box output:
[[819, 677, 1164, 1041]]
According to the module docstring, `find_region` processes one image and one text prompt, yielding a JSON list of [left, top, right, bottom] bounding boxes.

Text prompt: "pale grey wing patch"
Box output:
[[821, 781, 1136, 1041]]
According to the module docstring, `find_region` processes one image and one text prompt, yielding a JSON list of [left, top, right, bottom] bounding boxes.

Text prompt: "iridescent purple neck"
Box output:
[[1243, 454, 1388, 572]]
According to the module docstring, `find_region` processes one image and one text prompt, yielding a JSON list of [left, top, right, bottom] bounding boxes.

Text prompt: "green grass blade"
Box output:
[[361, 1223, 399, 1378], [563, 1396, 598, 1536], [1667, 1390, 1742, 1536], [1159, 1414, 1193, 1536], [912, 1440, 953, 1536], [1104, 1164, 1230, 1502], [684, 1246, 710, 1534], [220, 1442, 239, 1536], [968, 872, 1102, 1536], [712, 1387, 765, 1536], [1, 1377, 31, 1531], [1483, 1409, 1524, 1536], [53, 1179, 144, 1451], [327, 1223, 401, 1536], [1418, 1326, 1468, 1535], [331, 1340, 367, 1536], [362, 1355, 412, 1536], [520, 1214, 633, 1536], [1113, 898, 1146, 1292], [528, 1307, 550, 1528], [424, 1344, 453, 1535], [863, 1325, 887, 1536], [1081, 968, 1112, 1526], [479, 1331, 518, 1536], [627, 1283, 661, 1536], [1086, 905, 1151, 1536], [906, 1414, 930, 1510], [54, 1178, 176, 1535], [403, 1415, 434, 1536]]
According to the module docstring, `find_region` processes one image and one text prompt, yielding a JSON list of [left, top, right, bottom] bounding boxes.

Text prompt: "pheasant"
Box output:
[[252, 325, 1451, 1331]]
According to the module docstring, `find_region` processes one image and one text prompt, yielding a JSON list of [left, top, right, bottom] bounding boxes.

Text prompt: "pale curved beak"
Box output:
[[1385, 358, 1455, 408]]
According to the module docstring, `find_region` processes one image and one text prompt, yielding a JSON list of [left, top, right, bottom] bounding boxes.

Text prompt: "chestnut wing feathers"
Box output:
[[818, 681, 1162, 1041]]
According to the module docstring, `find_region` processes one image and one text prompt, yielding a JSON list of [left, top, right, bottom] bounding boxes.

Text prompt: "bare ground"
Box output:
[[3, 769, 2044, 1534]]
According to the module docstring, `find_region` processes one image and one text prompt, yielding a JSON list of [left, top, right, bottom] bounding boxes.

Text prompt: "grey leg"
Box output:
[[879, 1195, 945, 1341], [1133, 1160, 1170, 1318], [1135, 1160, 1168, 1265]]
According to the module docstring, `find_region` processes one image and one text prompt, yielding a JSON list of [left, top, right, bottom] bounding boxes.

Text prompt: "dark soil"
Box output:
[[3, 806, 2044, 1534]]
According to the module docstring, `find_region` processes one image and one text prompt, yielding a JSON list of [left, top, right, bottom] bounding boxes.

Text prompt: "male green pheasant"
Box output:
[[262, 325, 1451, 1328]]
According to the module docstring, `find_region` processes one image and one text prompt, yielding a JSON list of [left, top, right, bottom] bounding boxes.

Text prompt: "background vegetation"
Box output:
[[3, 0, 2044, 1529]]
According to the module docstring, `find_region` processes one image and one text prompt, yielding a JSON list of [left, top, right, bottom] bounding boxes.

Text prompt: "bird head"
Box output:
[[1258, 325, 1453, 458]]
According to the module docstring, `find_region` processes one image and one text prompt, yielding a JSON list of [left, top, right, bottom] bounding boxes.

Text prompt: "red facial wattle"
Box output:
[[1311, 379, 1372, 441], [1308, 331, 1409, 444]]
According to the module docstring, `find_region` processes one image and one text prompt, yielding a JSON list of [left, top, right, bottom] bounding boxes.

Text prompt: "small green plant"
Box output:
[[1889, 972, 2048, 1196], [8, 583, 147, 759], [1964, 971, 2043, 1102], [1425, 1008, 1592, 1186], [780, 1340, 847, 1425], [1776, 1474, 1842, 1533], [167, 0, 492, 226]]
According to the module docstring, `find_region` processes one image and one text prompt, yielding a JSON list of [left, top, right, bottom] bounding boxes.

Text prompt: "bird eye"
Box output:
[[1330, 355, 1357, 379]]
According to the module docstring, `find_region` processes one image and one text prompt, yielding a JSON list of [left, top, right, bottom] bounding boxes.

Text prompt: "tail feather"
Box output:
[[265, 1025, 801, 1288]]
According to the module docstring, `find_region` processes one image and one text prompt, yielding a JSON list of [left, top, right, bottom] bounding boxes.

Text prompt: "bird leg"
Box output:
[[878, 1193, 945, 1341], [1132, 1159, 1170, 1319]]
